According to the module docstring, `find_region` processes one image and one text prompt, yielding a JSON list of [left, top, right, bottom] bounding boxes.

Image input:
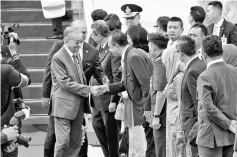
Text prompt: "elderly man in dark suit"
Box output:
[[97, 30, 153, 156], [41, 20, 106, 157], [50, 27, 104, 157], [206, 1, 237, 46], [196, 35, 237, 157], [176, 35, 206, 157], [90, 20, 121, 157]]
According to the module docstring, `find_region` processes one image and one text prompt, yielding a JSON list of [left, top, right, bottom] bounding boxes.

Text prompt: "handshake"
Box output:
[[90, 85, 110, 96]]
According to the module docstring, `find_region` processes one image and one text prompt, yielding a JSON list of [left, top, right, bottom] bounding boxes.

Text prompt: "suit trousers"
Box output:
[[198, 145, 233, 157], [153, 126, 166, 157], [92, 108, 120, 157], [143, 122, 156, 157], [44, 116, 88, 157], [54, 104, 84, 157], [51, 17, 63, 35]]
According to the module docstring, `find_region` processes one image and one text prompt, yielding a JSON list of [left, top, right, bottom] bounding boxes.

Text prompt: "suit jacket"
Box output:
[[181, 57, 206, 136], [109, 46, 153, 126], [207, 19, 237, 46], [41, 40, 105, 114], [1, 62, 29, 127], [51, 46, 92, 120], [91, 43, 121, 110], [196, 61, 237, 148]]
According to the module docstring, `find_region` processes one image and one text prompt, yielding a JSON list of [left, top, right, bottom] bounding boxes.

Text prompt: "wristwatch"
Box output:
[[12, 54, 20, 61], [153, 114, 160, 118]]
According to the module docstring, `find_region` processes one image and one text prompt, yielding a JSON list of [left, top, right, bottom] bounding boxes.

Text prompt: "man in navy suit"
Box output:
[[176, 35, 206, 157], [206, 1, 237, 46], [90, 20, 121, 157]]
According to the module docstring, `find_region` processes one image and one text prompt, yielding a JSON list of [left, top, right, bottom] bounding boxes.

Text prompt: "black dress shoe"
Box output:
[[46, 34, 63, 39]]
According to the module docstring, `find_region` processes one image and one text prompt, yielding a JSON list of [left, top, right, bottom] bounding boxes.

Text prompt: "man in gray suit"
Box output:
[[51, 27, 100, 157], [196, 35, 237, 157]]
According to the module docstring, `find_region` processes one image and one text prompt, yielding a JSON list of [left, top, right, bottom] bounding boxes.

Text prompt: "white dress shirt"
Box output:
[[64, 45, 75, 62], [212, 18, 224, 36], [207, 58, 224, 68]]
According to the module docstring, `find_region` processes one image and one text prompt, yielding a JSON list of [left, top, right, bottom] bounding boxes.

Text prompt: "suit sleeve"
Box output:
[[110, 55, 122, 104], [130, 55, 152, 111], [51, 56, 91, 97], [12, 58, 31, 85], [1, 132, 8, 144], [7, 65, 29, 88], [229, 25, 237, 47], [92, 50, 106, 85], [197, 75, 231, 130], [109, 81, 126, 95], [187, 71, 199, 114], [42, 42, 61, 98]]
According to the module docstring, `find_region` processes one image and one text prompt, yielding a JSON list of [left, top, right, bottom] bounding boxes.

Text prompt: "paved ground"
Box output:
[[18, 125, 104, 157]]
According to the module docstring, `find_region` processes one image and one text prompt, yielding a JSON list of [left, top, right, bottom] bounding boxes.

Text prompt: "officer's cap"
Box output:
[[121, 4, 143, 18]]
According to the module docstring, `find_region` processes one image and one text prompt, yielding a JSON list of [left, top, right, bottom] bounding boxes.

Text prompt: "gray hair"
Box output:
[[64, 27, 81, 43]]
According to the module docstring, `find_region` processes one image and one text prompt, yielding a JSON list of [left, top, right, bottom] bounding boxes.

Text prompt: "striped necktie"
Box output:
[[72, 53, 85, 84]]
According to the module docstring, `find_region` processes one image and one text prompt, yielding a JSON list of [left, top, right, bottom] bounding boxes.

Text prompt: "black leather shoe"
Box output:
[[46, 34, 63, 39]]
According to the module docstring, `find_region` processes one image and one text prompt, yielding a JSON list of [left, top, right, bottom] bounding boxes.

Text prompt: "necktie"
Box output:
[[72, 53, 85, 84]]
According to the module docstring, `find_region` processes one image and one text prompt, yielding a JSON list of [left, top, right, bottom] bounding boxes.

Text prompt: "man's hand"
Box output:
[[2, 126, 18, 141], [102, 76, 110, 85], [109, 103, 116, 112], [152, 117, 161, 130], [81, 125, 87, 145], [233, 152, 237, 157], [91, 86, 102, 96], [3, 141, 19, 153], [228, 120, 237, 134], [143, 111, 153, 123], [41, 97, 50, 110]]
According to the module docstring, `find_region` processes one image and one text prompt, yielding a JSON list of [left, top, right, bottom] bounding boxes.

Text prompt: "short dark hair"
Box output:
[[126, 25, 149, 52], [156, 16, 170, 32], [190, 22, 208, 36], [91, 20, 110, 37], [110, 29, 128, 47], [91, 9, 108, 22], [190, 6, 206, 23], [169, 17, 183, 28], [177, 35, 196, 57], [103, 13, 120, 21], [148, 33, 169, 49], [106, 19, 122, 31], [208, 1, 223, 10], [202, 35, 223, 57]]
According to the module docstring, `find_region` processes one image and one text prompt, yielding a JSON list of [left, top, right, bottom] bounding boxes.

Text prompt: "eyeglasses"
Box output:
[[125, 16, 136, 20]]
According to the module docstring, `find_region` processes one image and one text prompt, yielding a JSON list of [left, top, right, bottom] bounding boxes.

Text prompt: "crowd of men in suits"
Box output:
[[1, 0, 237, 157]]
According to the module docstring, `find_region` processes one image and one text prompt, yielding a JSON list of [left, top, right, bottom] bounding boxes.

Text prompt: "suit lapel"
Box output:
[[219, 19, 226, 37], [124, 46, 132, 88], [63, 47, 81, 83], [99, 43, 109, 62], [82, 42, 89, 68], [181, 57, 199, 98]]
